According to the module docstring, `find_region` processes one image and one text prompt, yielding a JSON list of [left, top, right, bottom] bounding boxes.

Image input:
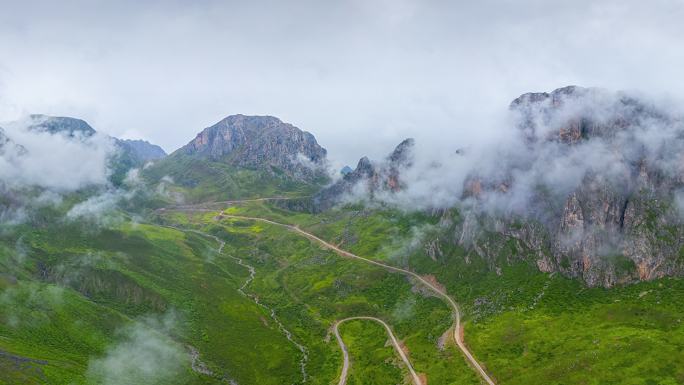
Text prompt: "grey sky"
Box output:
[[1, 0, 683, 166]]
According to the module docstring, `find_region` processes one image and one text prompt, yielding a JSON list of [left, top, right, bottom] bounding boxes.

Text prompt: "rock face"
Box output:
[[465, 86, 684, 286], [311, 138, 414, 211], [176, 114, 327, 180]]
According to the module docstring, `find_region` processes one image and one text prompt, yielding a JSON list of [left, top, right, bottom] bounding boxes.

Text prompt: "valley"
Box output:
[[3, 89, 684, 385]]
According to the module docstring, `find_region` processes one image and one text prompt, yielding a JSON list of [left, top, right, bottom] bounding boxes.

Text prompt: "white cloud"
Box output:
[[0, 118, 114, 191], [1, 1, 683, 165], [87, 313, 188, 385]]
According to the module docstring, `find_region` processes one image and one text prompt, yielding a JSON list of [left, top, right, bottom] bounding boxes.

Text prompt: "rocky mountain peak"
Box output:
[[354, 156, 376, 177], [388, 138, 415, 167], [176, 114, 327, 180]]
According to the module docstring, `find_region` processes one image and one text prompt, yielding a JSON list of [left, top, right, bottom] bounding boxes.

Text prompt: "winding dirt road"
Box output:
[[159, 197, 300, 212], [220, 214, 496, 385], [334, 316, 422, 385]]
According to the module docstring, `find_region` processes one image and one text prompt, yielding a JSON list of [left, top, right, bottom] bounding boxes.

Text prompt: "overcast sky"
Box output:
[[1, 0, 683, 166]]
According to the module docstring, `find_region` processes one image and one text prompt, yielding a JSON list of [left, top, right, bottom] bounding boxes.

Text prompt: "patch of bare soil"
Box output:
[[437, 326, 454, 351], [421, 275, 447, 293]]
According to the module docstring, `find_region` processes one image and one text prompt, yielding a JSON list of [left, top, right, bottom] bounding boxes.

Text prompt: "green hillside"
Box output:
[[142, 154, 325, 203], [3, 196, 683, 384]]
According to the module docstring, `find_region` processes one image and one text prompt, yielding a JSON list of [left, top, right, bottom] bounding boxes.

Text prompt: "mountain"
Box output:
[[478, 85, 684, 286], [145, 115, 328, 202], [0, 128, 23, 156], [454, 86, 684, 287], [27, 114, 97, 137], [176, 114, 326, 179], [13, 114, 167, 186], [25, 115, 166, 161]]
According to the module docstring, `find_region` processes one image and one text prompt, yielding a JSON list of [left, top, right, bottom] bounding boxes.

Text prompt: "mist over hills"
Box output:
[[2, 86, 684, 385]]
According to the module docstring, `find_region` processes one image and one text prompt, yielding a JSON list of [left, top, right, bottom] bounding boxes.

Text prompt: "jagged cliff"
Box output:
[[484, 86, 684, 286], [312, 86, 684, 287], [311, 138, 414, 211]]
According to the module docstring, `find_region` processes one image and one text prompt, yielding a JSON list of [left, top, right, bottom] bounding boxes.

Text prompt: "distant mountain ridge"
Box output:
[[27, 114, 97, 137], [10, 100, 684, 287], [24, 114, 166, 162], [0, 114, 167, 187], [311, 138, 415, 211], [117, 139, 167, 163]]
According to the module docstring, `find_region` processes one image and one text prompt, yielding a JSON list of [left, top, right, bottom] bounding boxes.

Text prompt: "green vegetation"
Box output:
[[0, 220, 301, 384], [338, 320, 404, 385], [142, 155, 323, 202], [2, 195, 684, 384], [217, 201, 684, 385], [193, 213, 478, 385]]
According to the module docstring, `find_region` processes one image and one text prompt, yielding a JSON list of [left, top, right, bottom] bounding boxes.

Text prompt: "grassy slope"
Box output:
[[220, 201, 684, 385], [0, 220, 301, 384], [178, 212, 479, 385], [339, 319, 404, 385], [142, 154, 322, 203], [2, 195, 683, 385]]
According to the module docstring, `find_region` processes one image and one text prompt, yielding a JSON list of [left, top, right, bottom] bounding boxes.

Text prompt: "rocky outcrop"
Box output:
[[175, 114, 327, 180], [464, 86, 684, 286], [311, 138, 414, 211]]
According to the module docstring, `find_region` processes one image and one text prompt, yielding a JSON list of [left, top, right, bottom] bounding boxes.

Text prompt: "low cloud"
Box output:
[[338, 87, 684, 220], [65, 189, 136, 227], [0, 117, 115, 191], [86, 313, 188, 385]]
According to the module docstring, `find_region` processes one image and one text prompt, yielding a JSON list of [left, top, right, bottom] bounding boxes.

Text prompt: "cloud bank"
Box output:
[[0, 118, 114, 191], [1, 1, 684, 165], [336, 86, 684, 218]]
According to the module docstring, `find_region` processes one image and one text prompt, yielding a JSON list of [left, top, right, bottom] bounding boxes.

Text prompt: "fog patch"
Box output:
[[392, 296, 417, 321], [336, 87, 684, 221], [86, 312, 188, 385], [0, 117, 115, 191], [0, 283, 65, 328]]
